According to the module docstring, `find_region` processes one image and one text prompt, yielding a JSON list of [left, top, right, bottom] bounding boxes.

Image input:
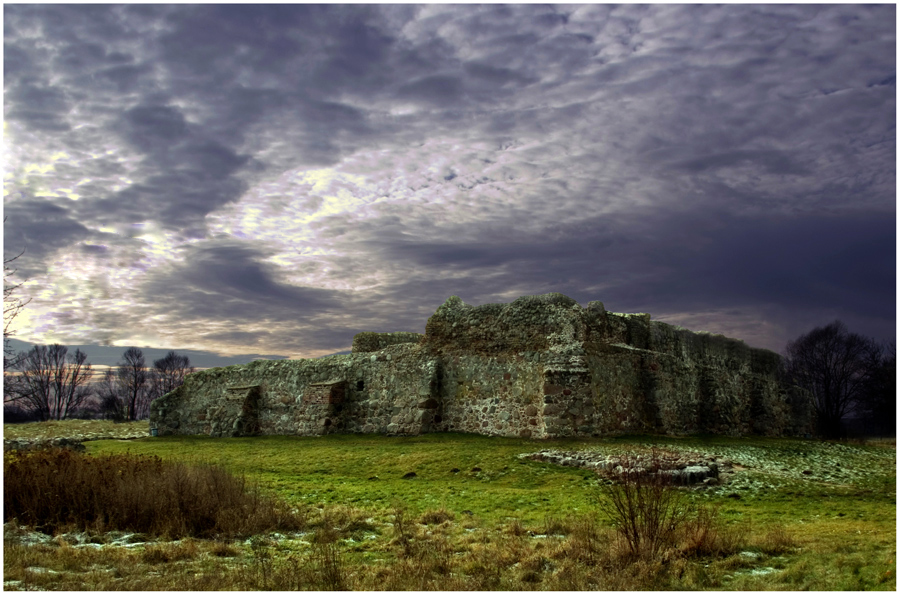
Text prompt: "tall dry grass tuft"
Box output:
[[4, 448, 306, 538], [391, 505, 415, 557], [419, 507, 455, 525], [679, 503, 747, 558], [755, 522, 798, 555]]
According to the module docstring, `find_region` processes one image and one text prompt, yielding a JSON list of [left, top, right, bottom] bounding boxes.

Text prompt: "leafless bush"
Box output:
[[596, 451, 690, 559]]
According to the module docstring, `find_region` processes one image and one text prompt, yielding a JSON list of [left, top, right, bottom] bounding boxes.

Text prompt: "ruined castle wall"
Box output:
[[151, 344, 441, 438], [151, 293, 814, 440], [423, 293, 586, 354], [436, 353, 546, 439], [423, 293, 597, 439], [351, 332, 424, 353], [578, 319, 793, 437], [346, 344, 441, 435]]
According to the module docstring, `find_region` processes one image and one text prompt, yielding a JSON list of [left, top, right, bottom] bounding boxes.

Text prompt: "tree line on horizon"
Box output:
[[3, 345, 194, 423]]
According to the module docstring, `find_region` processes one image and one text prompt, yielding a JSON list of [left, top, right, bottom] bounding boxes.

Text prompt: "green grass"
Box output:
[[87, 432, 604, 523], [4, 425, 895, 590], [83, 432, 896, 526]]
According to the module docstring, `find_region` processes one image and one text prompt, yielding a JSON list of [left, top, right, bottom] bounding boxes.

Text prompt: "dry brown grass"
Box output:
[[0, 513, 844, 591], [754, 522, 798, 555], [419, 507, 455, 525], [140, 539, 199, 564], [4, 448, 306, 538]]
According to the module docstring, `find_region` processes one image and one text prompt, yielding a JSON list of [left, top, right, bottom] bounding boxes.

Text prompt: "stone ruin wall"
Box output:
[[150, 293, 815, 439]]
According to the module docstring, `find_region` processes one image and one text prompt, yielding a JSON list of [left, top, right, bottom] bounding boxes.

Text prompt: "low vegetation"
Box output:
[[4, 448, 305, 539], [3, 425, 895, 590]]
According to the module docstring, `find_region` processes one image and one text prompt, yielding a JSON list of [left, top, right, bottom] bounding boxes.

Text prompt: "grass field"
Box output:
[[3, 422, 896, 590]]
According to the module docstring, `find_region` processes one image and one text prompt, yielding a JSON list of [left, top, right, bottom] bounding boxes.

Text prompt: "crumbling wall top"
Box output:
[[352, 331, 424, 353], [424, 292, 588, 354]]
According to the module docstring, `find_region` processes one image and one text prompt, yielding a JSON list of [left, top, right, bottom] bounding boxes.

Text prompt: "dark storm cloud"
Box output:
[[120, 106, 189, 151], [670, 214, 896, 317], [3, 199, 91, 276], [672, 151, 811, 177], [398, 75, 465, 105], [139, 241, 342, 331], [348, 204, 895, 351], [5, 82, 71, 131], [4, 4, 894, 357], [464, 62, 538, 88]]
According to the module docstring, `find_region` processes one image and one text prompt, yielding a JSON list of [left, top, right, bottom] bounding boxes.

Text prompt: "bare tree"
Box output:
[[857, 342, 896, 436], [152, 350, 194, 399], [96, 368, 126, 421], [785, 321, 881, 439], [3, 233, 30, 348], [117, 347, 151, 421], [12, 344, 93, 421], [4, 225, 31, 401]]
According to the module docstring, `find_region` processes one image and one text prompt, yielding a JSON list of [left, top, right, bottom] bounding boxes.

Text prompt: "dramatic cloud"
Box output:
[[4, 5, 894, 364]]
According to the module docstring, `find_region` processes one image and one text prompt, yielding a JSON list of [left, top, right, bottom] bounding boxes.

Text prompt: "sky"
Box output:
[[3, 4, 896, 366]]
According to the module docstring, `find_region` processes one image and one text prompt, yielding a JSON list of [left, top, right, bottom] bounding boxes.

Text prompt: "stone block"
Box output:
[[543, 383, 564, 395]]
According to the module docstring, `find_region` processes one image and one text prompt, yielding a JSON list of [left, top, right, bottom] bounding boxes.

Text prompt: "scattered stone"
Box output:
[[401, 472, 417, 479], [521, 448, 730, 486]]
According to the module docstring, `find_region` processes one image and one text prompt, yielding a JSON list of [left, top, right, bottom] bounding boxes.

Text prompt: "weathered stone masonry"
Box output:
[[150, 293, 815, 439]]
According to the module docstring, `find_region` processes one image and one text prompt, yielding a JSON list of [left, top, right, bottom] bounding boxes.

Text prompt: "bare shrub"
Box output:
[[596, 451, 689, 558], [391, 505, 417, 558], [596, 448, 747, 564]]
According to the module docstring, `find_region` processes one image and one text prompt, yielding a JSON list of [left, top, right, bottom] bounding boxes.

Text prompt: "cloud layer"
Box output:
[[4, 4, 895, 359]]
